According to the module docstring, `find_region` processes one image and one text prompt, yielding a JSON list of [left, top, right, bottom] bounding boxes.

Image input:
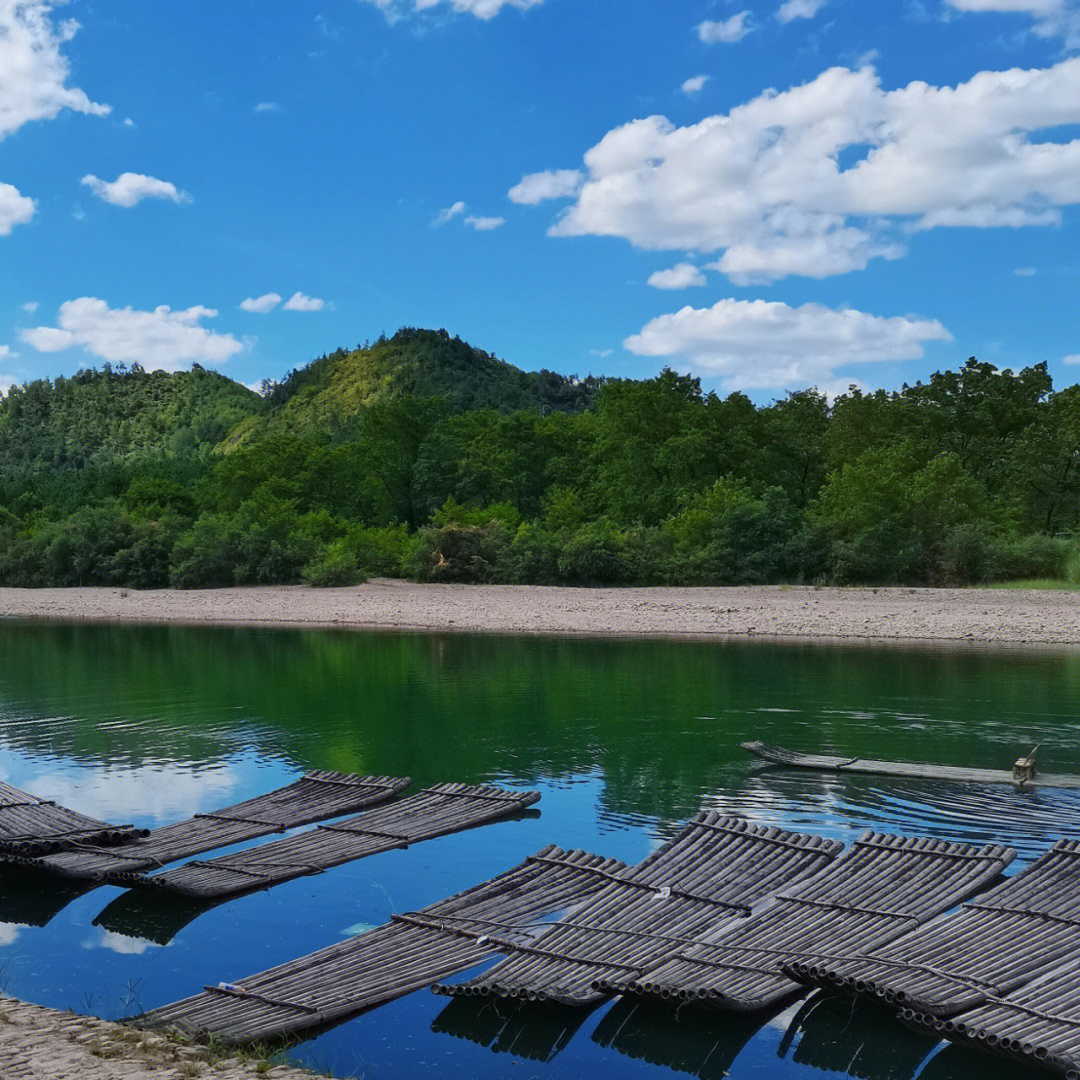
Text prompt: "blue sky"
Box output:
[[1, 0, 1078, 401]]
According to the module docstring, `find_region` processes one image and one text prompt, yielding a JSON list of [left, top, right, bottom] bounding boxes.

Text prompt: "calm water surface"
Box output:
[[3, 620, 1080, 1080]]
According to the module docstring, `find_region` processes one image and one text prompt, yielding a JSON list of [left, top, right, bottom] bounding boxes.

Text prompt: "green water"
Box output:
[[2, 620, 1079, 1080]]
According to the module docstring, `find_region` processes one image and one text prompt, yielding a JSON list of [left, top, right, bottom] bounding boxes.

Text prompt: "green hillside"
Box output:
[[235, 327, 602, 444], [0, 364, 261, 476], [0, 332, 1077, 591]]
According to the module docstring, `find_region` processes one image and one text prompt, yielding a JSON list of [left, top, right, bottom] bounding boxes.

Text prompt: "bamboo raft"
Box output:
[[742, 740, 1080, 789], [0, 777, 146, 856], [138, 845, 624, 1045], [433, 815, 841, 1006], [901, 956, 1080, 1077], [786, 838, 1080, 1018], [1, 772, 410, 880], [111, 783, 540, 899], [599, 832, 1014, 1011]]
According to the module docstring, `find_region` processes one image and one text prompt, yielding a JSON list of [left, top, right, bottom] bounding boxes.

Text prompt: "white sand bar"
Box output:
[[1, 581, 1078, 646]]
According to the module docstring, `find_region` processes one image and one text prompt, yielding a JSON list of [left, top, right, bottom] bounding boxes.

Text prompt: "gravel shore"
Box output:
[[0, 997, 314, 1079], [1, 581, 1078, 646]]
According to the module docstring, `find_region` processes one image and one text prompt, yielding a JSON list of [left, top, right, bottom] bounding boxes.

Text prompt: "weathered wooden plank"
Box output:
[[742, 740, 1080, 789]]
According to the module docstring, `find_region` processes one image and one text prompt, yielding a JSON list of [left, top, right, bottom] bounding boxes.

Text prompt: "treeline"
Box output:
[[1, 328, 1078, 589]]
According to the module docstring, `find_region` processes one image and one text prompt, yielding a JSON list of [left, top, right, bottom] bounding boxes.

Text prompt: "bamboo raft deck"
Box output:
[[743, 740, 1080, 789], [901, 955, 1080, 1077], [0, 777, 146, 857], [786, 837, 1080, 1018], [433, 815, 841, 1006], [600, 832, 1014, 1012], [111, 783, 540, 899], [138, 845, 624, 1045], [1, 771, 410, 880]]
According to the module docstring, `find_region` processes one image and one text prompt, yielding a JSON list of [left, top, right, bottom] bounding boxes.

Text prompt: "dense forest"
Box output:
[[1, 327, 1078, 589]]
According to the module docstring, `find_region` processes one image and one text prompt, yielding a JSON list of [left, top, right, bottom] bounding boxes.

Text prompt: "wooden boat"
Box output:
[[742, 741, 1080, 789]]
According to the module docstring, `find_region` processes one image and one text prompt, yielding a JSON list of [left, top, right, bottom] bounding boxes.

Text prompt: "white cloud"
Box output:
[[698, 12, 753, 43], [589, 348, 613, 358], [777, 0, 827, 21], [465, 214, 505, 230], [240, 292, 282, 313], [254, 101, 280, 113], [540, 59, 1080, 282], [1064, 353, 1080, 364], [0, 182, 35, 234], [508, 169, 582, 205], [360, 0, 544, 20], [0, 344, 10, 359], [0, 1, 110, 141], [647, 262, 707, 289], [20, 297, 244, 370], [681, 75, 710, 95], [81, 173, 191, 208], [26, 761, 239, 825], [0, 922, 22, 946], [1014, 266, 1038, 276], [282, 291, 325, 311], [434, 200, 466, 225], [624, 297, 952, 392], [21, 301, 38, 312], [945, 0, 1080, 46]]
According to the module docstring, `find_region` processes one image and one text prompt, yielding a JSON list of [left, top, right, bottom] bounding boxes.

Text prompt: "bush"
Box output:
[[301, 541, 366, 586]]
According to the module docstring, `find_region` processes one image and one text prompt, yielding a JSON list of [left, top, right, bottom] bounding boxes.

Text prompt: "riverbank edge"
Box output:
[[1, 581, 1079, 647], [0, 996, 315, 1079]]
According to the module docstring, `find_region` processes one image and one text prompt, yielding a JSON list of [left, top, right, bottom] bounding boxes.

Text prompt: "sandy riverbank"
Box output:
[[0, 997, 313, 1079], [0, 581, 1078, 646]]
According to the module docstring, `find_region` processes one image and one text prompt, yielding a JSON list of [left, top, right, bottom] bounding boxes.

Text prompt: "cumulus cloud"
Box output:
[[81, 172, 191, 208], [359, 0, 544, 20], [0, 1, 110, 140], [539, 59, 1080, 282], [777, 0, 827, 20], [508, 169, 583, 204], [1064, 354, 1080, 364], [945, 0, 1080, 46], [282, 291, 325, 311], [0, 182, 35, 234], [465, 214, 505, 230], [681, 75, 710, 95], [20, 298, 244, 370], [434, 200, 466, 225], [624, 297, 952, 392], [698, 12, 753, 43], [21, 301, 38, 312], [0, 922, 21, 946], [240, 292, 282, 313], [647, 263, 707, 289]]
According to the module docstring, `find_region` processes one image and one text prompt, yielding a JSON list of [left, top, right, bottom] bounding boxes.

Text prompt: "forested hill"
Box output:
[[231, 327, 603, 444], [0, 365, 259, 475], [0, 330, 1078, 591]]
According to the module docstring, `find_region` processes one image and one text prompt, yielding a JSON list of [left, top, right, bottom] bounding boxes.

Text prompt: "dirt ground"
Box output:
[[0, 997, 315, 1080]]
